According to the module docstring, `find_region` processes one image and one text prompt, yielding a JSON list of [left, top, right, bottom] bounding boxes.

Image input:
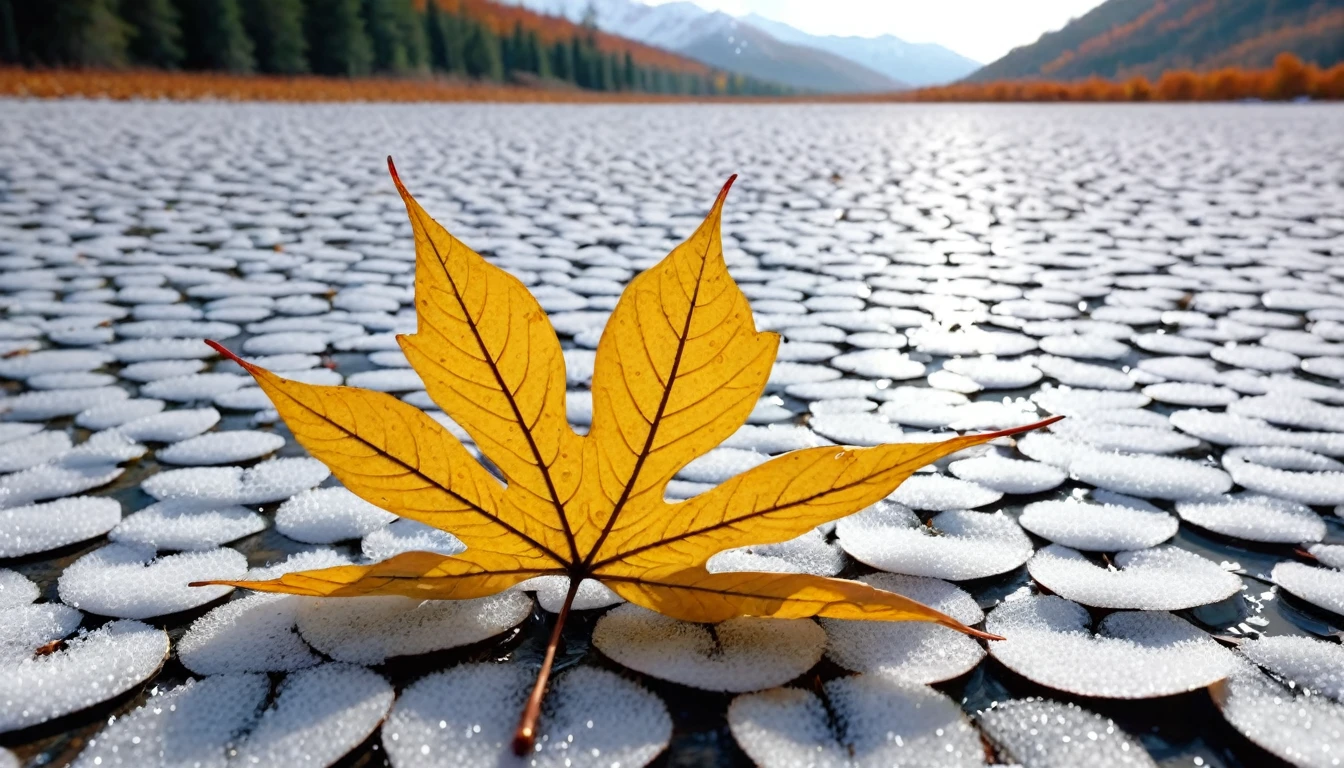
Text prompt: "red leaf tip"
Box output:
[[386, 156, 400, 183], [715, 174, 738, 207], [205, 339, 247, 367]]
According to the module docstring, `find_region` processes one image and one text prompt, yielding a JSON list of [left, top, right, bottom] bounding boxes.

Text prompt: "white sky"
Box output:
[[647, 0, 1110, 63]]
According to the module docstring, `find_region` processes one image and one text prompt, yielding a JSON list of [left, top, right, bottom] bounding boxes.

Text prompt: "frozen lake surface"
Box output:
[[2, 100, 1343, 767]]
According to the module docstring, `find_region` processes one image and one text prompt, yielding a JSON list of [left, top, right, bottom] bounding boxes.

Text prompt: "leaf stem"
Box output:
[[512, 576, 580, 756]]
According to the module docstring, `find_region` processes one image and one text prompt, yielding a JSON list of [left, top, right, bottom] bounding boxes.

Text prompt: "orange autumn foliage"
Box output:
[[2, 54, 1341, 104]]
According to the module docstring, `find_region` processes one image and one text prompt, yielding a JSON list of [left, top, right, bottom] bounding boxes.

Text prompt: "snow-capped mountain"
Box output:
[[500, 0, 907, 93], [741, 13, 981, 87]]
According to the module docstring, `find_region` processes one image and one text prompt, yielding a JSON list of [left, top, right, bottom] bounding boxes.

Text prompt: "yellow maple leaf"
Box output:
[[199, 159, 1059, 753]]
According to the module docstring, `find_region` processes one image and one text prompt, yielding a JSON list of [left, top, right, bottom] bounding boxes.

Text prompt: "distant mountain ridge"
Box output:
[[740, 13, 980, 87], [502, 0, 905, 92], [969, 0, 1344, 82]]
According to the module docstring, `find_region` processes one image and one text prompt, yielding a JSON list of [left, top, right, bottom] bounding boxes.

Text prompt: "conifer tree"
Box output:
[[462, 19, 502, 81], [242, 0, 307, 73], [122, 0, 183, 68], [305, 0, 372, 76], [361, 0, 409, 73], [177, 0, 254, 72]]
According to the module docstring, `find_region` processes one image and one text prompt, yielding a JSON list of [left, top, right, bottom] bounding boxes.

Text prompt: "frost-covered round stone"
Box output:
[[383, 664, 670, 768], [822, 573, 985, 683], [109, 500, 266, 551], [0, 619, 169, 733], [296, 592, 532, 664], [1212, 659, 1344, 768], [57, 543, 245, 618], [70, 673, 269, 768], [0, 496, 121, 556], [1019, 496, 1178, 551], [978, 698, 1157, 768], [360, 518, 465, 560], [948, 452, 1066, 494], [1240, 635, 1344, 702], [1026, 545, 1241, 610], [116, 407, 220, 442], [593, 603, 825, 692], [729, 675, 985, 768], [230, 663, 394, 768], [1176, 493, 1325, 543], [1273, 562, 1344, 616], [888, 473, 1003, 510], [0, 569, 38, 608], [275, 486, 396, 543], [985, 595, 1233, 698], [156, 430, 286, 465], [1070, 452, 1232, 500], [837, 503, 1033, 580], [513, 575, 624, 612]]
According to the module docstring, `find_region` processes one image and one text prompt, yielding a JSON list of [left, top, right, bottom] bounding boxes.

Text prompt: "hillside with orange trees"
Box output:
[[969, 0, 1344, 82], [432, 0, 710, 75]]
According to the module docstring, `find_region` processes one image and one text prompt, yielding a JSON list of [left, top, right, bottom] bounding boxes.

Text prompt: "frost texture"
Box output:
[[71, 674, 268, 768], [821, 573, 985, 683], [58, 543, 245, 618], [0, 496, 121, 556], [383, 664, 670, 768], [1213, 658, 1344, 768], [1176, 493, 1325, 543], [142, 457, 329, 506], [1026, 545, 1241, 610], [1019, 498, 1178, 551], [1273, 562, 1344, 616], [109, 500, 266, 550], [275, 486, 396, 544], [978, 698, 1156, 768], [156, 430, 286, 466], [1240, 635, 1344, 703], [0, 620, 168, 732], [593, 603, 825, 692], [985, 595, 1234, 698], [296, 592, 533, 664], [230, 663, 394, 768], [837, 503, 1033, 580], [728, 675, 985, 768]]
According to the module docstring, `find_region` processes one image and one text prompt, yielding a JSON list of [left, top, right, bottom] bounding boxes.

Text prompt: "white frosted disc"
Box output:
[[986, 595, 1233, 698], [275, 486, 396, 543], [230, 663, 393, 768], [0, 603, 83, 662], [1273, 562, 1344, 616], [978, 698, 1157, 768], [1071, 451, 1232, 500], [1176, 493, 1325, 543], [807, 413, 906, 446], [1240, 635, 1344, 703], [677, 447, 770, 484], [888, 473, 1003, 510], [838, 503, 1033, 580], [109, 500, 266, 551], [156, 430, 285, 465], [1309, 544, 1344, 570], [0, 463, 124, 509], [728, 675, 985, 768], [142, 457, 329, 506], [119, 360, 207, 383], [948, 453, 1067, 494], [1019, 498, 1178, 551], [141, 372, 248, 402], [0, 569, 39, 608], [57, 543, 245, 618], [296, 591, 533, 664], [1212, 659, 1344, 768], [179, 593, 323, 675], [76, 398, 165, 430], [0, 430, 72, 472], [70, 673, 268, 768], [1222, 451, 1344, 506], [1, 386, 128, 421], [513, 575, 623, 612], [1027, 545, 1241, 610], [1050, 417, 1200, 454], [822, 573, 985, 683], [592, 603, 825, 692], [708, 528, 845, 577], [382, 664, 671, 768], [116, 407, 220, 442], [0, 619, 168, 733], [360, 518, 466, 560], [0, 496, 121, 556]]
